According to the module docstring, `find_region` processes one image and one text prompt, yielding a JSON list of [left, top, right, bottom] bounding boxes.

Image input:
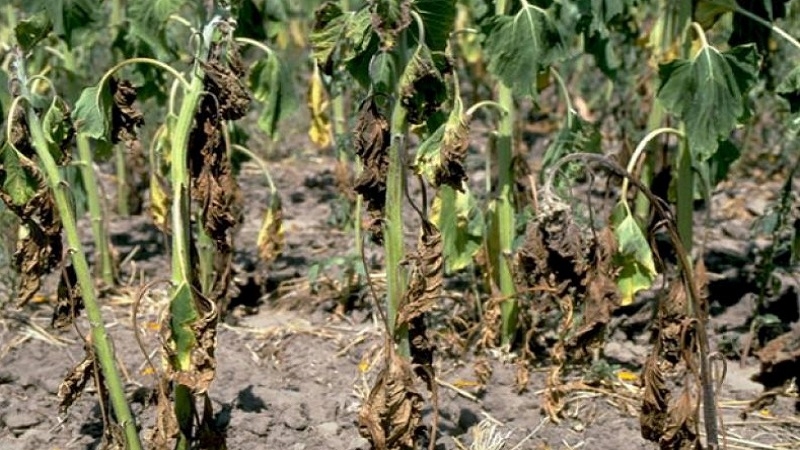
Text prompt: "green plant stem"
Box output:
[[115, 146, 130, 216], [76, 134, 115, 285], [386, 101, 409, 356], [495, 84, 517, 347], [22, 94, 142, 450]]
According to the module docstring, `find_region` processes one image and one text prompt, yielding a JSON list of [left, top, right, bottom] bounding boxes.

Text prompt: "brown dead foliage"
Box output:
[[369, 0, 412, 50], [398, 221, 443, 390], [58, 348, 95, 414], [0, 114, 64, 306], [752, 322, 800, 389], [640, 266, 708, 450], [187, 39, 249, 312], [513, 204, 619, 402], [52, 264, 83, 329], [110, 78, 147, 215], [358, 347, 425, 450], [353, 98, 391, 243], [435, 117, 469, 190], [400, 53, 449, 126]]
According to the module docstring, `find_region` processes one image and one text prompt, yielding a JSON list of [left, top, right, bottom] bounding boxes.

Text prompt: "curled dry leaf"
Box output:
[[398, 221, 443, 390], [353, 97, 390, 243], [358, 347, 425, 450], [640, 354, 669, 443], [435, 111, 469, 190], [58, 349, 95, 414], [110, 78, 147, 215], [52, 264, 84, 330], [369, 0, 412, 50], [399, 46, 449, 125]]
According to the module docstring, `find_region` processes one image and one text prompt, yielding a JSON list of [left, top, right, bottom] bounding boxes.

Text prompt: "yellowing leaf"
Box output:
[[149, 174, 169, 230], [307, 66, 332, 148], [616, 369, 639, 382], [257, 192, 284, 263], [612, 202, 657, 306]]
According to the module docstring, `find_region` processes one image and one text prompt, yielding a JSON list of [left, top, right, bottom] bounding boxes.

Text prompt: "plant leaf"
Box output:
[[399, 44, 447, 124], [249, 55, 296, 139], [72, 83, 113, 141], [693, 0, 736, 29], [370, 0, 411, 50], [483, 3, 565, 97], [729, 0, 790, 54], [15, 11, 53, 52], [776, 65, 800, 113], [307, 67, 332, 148], [431, 185, 482, 273], [541, 109, 601, 187], [612, 202, 657, 306], [310, 3, 373, 74], [657, 44, 758, 160], [257, 192, 284, 263], [0, 144, 39, 206], [42, 97, 74, 163], [412, 0, 456, 52]]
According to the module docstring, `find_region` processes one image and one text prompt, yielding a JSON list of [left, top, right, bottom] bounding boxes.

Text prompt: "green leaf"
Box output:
[[1, 144, 39, 206], [414, 94, 468, 188], [72, 83, 113, 141], [169, 282, 198, 368], [34, 0, 100, 45], [15, 11, 53, 52], [541, 110, 601, 187], [414, 123, 446, 183], [657, 44, 758, 160], [483, 3, 565, 97], [128, 0, 186, 31], [776, 65, 800, 113], [431, 185, 483, 273], [249, 55, 296, 139], [370, 51, 397, 95], [310, 3, 373, 74], [612, 202, 657, 306], [413, 0, 456, 52], [42, 97, 73, 162], [693, 0, 736, 29]]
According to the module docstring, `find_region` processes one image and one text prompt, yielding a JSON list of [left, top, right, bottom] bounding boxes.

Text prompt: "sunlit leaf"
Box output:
[[657, 44, 758, 160], [257, 192, 284, 263], [483, 3, 565, 97], [169, 282, 198, 369], [693, 0, 736, 29], [612, 202, 657, 306], [72, 83, 113, 141], [307, 67, 332, 148], [42, 97, 73, 162], [310, 2, 373, 74]]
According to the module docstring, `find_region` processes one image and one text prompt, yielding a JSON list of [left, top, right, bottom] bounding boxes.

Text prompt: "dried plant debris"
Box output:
[[353, 97, 391, 243], [640, 266, 709, 450], [58, 349, 95, 414], [1, 111, 64, 305], [752, 322, 800, 389], [358, 347, 425, 450], [52, 264, 84, 329], [398, 221, 443, 389], [110, 78, 147, 214]]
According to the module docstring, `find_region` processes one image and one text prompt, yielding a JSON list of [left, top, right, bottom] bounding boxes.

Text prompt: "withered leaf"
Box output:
[[369, 0, 412, 50], [58, 351, 95, 414], [358, 348, 424, 450], [52, 264, 84, 330], [353, 97, 390, 243], [399, 45, 448, 125], [257, 191, 284, 263]]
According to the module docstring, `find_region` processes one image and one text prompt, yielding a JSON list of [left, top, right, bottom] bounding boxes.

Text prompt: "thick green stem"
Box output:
[[115, 146, 130, 216], [495, 84, 517, 347], [386, 102, 409, 356], [24, 99, 142, 450], [76, 134, 115, 285]]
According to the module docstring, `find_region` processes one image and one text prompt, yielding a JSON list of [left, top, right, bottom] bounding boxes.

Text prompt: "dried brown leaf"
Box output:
[[52, 264, 84, 329], [353, 98, 390, 243], [358, 348, 424, 450], [58, 351, 94, 414]]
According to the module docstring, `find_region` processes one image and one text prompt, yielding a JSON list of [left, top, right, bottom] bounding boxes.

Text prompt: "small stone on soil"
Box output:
[[315, 421, 339, 436], [282, 403, 309, 430]]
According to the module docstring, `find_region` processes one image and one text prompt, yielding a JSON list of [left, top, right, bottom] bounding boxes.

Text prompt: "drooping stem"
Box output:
[[12, 57, 142, 450], [76, 134, 115, 285]]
